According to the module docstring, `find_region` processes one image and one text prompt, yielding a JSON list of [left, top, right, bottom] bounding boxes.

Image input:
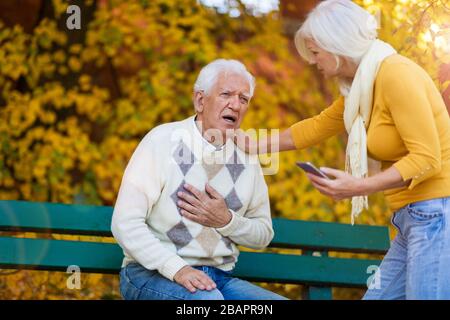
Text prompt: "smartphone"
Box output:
[[296, 161, 331, 180]]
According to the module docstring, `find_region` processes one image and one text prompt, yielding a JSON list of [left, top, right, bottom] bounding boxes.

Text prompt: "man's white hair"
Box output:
[[194, 59, 255, 97], [294, 0, 378, 66]]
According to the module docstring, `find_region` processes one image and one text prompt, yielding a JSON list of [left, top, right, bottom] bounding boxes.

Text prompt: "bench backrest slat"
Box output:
[[0, 200, 112, 236], [0, 200, 390, 253], [271, 219, 389, 254]]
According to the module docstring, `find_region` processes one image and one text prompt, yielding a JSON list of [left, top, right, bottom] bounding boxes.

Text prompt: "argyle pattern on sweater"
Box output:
[[165, 139, 247, 265]]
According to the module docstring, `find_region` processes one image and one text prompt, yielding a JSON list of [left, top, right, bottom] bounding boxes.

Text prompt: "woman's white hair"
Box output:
[[294, 0, 378, 66], [194, 59, 255, 97]]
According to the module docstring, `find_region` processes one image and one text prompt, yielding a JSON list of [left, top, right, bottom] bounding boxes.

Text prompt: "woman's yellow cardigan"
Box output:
[[291, 54, 450, 212]]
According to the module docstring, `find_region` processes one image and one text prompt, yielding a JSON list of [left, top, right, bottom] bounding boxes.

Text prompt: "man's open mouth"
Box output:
[[222, 115, 237, 123]]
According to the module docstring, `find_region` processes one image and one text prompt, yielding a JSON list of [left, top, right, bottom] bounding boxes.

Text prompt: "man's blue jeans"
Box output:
[[363, 196, 450, 300], [119, 262, 288, 300]]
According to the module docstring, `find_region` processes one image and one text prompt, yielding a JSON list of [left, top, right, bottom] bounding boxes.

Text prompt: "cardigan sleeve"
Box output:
[[290, 96, 346, 150]]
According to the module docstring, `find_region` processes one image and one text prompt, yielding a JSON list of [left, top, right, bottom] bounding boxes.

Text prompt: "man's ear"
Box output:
[[194, 91, 204, 113]]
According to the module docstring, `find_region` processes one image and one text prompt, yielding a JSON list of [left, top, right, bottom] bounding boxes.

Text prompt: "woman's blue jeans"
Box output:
[[363, 196, 450, 300], [119, 262, 288, 300]]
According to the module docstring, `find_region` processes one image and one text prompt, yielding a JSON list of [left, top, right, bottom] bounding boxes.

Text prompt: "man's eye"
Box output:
[[221, 92, 230, 97], [240, 97, 249, 104]]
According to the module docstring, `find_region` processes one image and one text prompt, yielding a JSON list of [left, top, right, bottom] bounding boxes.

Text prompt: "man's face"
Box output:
[[195, 72, 251, 143]]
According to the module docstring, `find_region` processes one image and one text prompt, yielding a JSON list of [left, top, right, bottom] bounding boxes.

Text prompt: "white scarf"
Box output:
[[341, 39, 396, 225]]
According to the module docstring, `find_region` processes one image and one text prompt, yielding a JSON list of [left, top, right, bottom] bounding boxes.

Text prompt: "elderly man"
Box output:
[[111, 59, 286, 300]]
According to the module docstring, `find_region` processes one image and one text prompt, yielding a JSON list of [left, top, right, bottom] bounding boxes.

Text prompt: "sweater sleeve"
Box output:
[[216, 164, 274, 249], [290, 96, 346, 150], [111, 134, 188, 281], [382, 63, 442, 190]]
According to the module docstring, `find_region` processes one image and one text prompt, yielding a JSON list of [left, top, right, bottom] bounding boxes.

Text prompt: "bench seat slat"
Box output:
[[0, 237, 380, 287], [236, 251, 380, 287], [0, 237, 122, 273]]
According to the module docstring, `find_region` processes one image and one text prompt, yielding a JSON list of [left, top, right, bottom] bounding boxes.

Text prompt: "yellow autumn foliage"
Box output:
[[0, 0, 448, 300]]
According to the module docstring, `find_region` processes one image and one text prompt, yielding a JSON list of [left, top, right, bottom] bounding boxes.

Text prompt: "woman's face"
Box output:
[[305, 39, 340, 78]]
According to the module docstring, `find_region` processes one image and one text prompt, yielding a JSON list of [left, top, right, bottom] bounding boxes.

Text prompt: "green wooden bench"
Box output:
[[0, 200, 390, 300]]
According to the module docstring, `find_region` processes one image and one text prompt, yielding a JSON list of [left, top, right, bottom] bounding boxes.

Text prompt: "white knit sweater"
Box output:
[[111, 115, 274, 281]]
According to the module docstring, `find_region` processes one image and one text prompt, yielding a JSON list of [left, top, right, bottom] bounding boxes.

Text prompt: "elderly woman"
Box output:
[[236, 0, 450, 299]]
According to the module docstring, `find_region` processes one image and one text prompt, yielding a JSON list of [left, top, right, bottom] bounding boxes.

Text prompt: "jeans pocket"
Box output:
[[407, 199, 444, 221], [391, 212, 402, 235], [119, 268, 141, 300]]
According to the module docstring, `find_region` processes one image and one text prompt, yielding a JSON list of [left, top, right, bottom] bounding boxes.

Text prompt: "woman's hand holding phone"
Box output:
[[296, 162, 367, 201]]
